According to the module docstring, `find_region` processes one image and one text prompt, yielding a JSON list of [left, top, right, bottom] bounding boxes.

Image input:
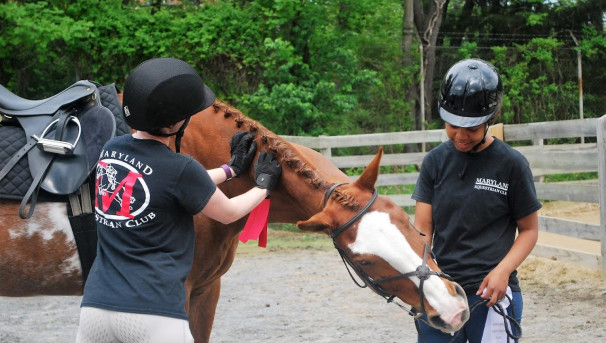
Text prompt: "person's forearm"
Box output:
[[201, 186, 269, 224], [226, 186, 268, 219], [497, 228, 538, 275], [497, 212, 539, 274], [208, 165, 235, 184], [413, 201, 434, 246]]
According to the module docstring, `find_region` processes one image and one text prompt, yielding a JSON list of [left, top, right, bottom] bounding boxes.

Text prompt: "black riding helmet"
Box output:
[[122, 57, 215, 132], [438, 58, 503, 128]]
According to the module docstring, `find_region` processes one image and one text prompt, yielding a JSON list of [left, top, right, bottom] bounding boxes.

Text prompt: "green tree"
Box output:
[[1, 0, 604, 136], [437, 0, 606, 124]]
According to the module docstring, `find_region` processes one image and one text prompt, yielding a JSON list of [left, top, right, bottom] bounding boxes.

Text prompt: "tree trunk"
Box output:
[[414, 0, 448, 125], [402, 0, 419, 132]]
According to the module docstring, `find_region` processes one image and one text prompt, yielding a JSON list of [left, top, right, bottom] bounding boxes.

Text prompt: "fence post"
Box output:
[[597, 115, 606, 279], [318, 135, 332, 158], [488, 123, 504, 140], [533, 133, 545, 183]]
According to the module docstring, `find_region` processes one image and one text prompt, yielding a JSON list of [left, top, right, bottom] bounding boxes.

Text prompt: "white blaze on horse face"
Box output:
[[8, 203, 80, 274], [348, 211, 462, 320]]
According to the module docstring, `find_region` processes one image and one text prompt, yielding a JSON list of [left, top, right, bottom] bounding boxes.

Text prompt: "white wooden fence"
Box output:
[[284, 115, 606, 278]]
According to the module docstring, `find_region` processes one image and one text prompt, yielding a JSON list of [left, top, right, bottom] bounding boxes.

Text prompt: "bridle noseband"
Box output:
[[324, 182, 451, 318]]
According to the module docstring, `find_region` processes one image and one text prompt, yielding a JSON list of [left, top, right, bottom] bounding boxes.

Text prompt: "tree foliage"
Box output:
[[0, 0, 604, 136], [437, 0, 606, 124]]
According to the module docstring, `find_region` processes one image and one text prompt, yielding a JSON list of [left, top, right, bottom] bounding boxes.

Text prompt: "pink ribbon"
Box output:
[[238, 198, 270, 247]]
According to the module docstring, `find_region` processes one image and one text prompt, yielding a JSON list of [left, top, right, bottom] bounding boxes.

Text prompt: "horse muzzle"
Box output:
[[427, 282, 469, 333]]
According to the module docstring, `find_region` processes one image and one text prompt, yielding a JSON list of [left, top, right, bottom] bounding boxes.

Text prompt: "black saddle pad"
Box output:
[[98, 83, 131, 137], [0, 125, 33, 199]]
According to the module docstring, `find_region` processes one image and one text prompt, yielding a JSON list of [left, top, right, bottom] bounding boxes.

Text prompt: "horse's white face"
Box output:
[[348, 210, 469, 332]]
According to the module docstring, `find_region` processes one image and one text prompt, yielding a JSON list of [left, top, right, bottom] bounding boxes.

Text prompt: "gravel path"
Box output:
[[1, 248, 606, 343]]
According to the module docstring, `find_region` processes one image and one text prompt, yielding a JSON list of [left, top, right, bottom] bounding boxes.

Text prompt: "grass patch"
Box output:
[[543, 172, 597, 182], [236, 228, 334, 255]]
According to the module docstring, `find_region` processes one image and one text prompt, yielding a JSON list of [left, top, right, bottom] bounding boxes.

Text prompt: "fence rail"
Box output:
[[283, 116, 605, 277]]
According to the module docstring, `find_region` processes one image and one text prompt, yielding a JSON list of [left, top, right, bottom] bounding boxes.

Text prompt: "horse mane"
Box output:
[[331, 189, 360, 210], [211, 100, 360, 210]]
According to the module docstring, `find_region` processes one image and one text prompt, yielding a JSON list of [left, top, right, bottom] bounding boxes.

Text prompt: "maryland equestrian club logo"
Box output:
[[95, 156, 152, 228], [474, 177, 509, 195]]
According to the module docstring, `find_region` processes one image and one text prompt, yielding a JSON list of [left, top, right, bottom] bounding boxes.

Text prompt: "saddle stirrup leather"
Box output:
[[0, 108, 74, 218], [19, 109, 75, 218]]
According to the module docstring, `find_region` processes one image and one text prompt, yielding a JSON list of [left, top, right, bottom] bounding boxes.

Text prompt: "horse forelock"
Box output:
[[331, 189, 360, 210], [211, 100, 339, 194]]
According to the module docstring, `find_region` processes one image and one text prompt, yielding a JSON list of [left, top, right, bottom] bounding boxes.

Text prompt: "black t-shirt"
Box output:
[[412, 138, 542, 293], [82, 135, 216, 320]]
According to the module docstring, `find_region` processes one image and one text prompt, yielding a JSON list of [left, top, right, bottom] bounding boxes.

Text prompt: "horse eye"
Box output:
[[356, 259, 371, 266]]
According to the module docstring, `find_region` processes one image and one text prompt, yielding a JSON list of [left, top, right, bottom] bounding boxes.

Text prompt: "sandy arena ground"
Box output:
[[1, 201, 604, 342]]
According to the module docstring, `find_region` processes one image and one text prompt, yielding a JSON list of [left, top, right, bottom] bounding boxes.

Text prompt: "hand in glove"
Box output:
[[254, 152, 282, 196], [228, 131, 257, 177]]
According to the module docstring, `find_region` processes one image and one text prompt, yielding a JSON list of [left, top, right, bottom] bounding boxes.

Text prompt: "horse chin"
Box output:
[[425, 307, 467, 333], [434, 306, 469, 333], [426, 283, 470, 333]]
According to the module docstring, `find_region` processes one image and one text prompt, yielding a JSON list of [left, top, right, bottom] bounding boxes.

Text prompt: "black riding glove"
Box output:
[[254, 152, 282, 196], [228, 131, 257, 177]]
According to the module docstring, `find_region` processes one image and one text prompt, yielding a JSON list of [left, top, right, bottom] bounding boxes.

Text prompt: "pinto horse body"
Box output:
[[0, 101, 469, 342]]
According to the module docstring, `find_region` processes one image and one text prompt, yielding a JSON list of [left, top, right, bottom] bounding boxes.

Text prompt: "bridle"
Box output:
[[324, 183, 451, 318], [325, 183, 523, 341]]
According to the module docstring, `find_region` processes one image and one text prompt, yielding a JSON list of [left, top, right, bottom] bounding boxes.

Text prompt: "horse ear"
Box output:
[[296, 211, 334, 232], [352, 146, 383, 191]]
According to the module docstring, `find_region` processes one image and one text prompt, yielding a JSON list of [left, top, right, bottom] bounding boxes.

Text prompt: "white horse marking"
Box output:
[[9, 203, 73, 241], [8, 202, 80, 274], [348, 211, 464, 321]]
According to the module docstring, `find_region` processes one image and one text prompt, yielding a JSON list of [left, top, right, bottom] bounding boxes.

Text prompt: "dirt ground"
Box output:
[[1, 201, 605, 343], [539, 200, 600, 225]]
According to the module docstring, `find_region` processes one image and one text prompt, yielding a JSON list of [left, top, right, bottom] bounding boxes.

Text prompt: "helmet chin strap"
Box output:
[[148, 117, 191, 153], [459, 121, 491, 179], [471, 121, 491, 152]]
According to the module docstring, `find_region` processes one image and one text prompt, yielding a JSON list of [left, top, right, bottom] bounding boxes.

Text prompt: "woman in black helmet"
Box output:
[[76, 58, 282, 343], [412, 59, 541, 342]]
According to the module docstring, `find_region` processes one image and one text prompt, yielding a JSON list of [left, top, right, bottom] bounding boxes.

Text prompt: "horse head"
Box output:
[[296, 147, 470, 333]]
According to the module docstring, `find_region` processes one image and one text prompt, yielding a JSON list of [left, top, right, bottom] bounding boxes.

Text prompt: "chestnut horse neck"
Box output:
[[180, 100, 349, 220]]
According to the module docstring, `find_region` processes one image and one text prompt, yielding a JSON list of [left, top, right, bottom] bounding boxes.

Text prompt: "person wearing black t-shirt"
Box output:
[[76, 58, 282, 343], [412, 59, 541, 343]]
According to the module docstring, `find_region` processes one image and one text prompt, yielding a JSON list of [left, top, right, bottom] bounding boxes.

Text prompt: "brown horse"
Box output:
[[0, 100, 469, 342]]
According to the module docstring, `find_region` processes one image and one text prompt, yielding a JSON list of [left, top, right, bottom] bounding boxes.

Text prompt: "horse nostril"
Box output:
[[427, 314, 447, 329], [455, 283, 467, 301], [454, 283, 471, 323], [461, 307, 470, 324]]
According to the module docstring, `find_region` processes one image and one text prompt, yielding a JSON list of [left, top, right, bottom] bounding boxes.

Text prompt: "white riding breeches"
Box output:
[[76, 307, 194, 343]]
